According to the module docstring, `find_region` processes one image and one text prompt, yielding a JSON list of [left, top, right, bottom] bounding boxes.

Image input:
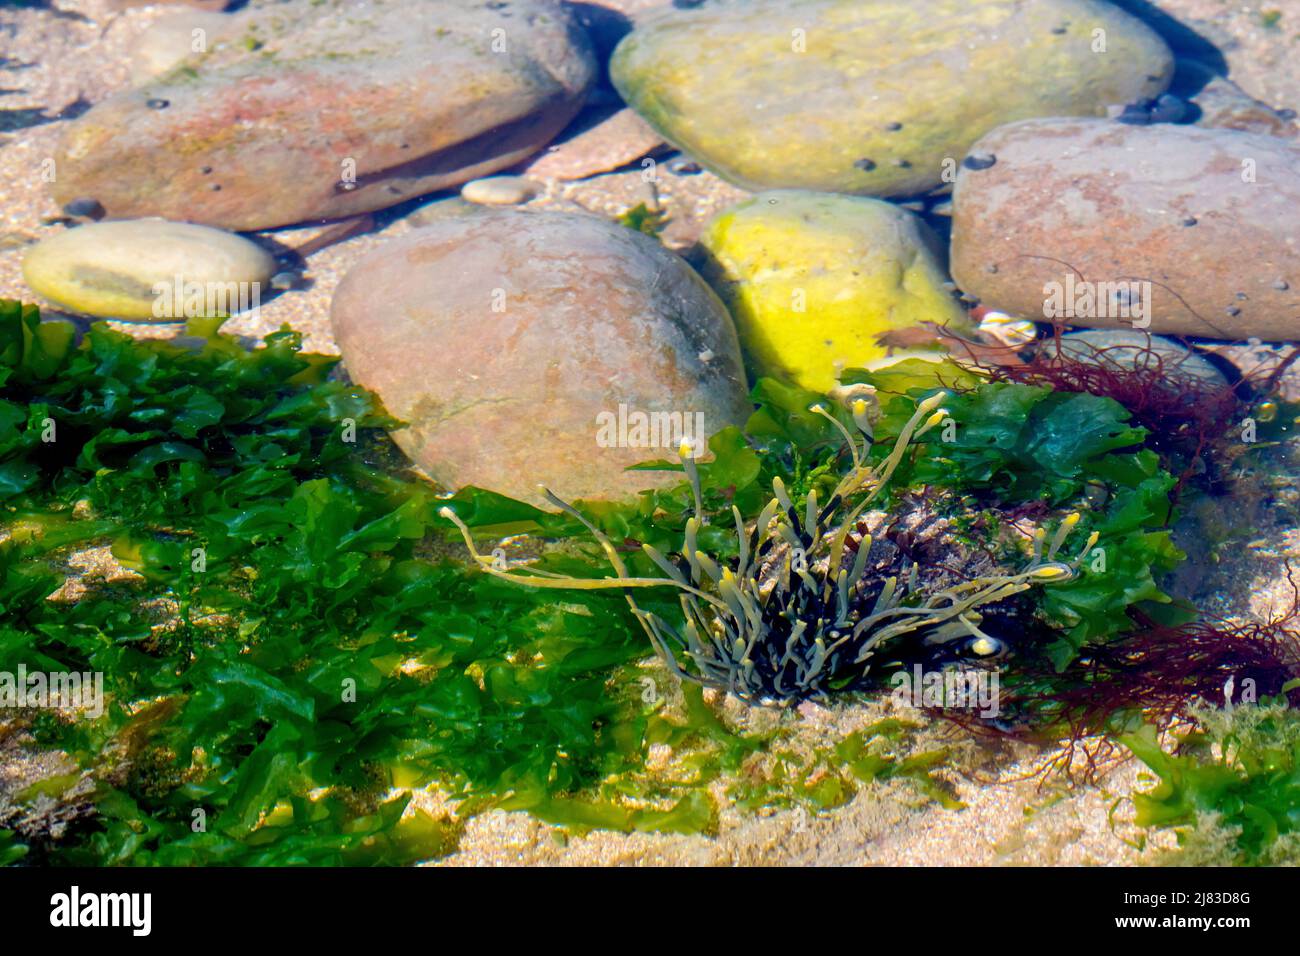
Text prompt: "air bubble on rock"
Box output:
[[986, 263, 999, 274], [1182, 216, 1198, 227], [335, 181, 357, 194], [854, 158, 877, 171], [962, 152, 997, 171], [884, 121, 903, 131], [1225, 306, 1241, 316], [1273, 279, 1290, 291], [146, 98, 170, 110], [668, 158, 702, 175]]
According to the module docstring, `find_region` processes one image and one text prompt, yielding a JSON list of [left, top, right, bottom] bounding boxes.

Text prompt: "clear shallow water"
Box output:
[[0, 0, 1297, 874]]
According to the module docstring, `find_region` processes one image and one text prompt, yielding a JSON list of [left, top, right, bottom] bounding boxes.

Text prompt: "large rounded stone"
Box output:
[[22, 219, 276, 321], [54, 0, 596, 231], [610, 0, 1173, 198], [950, 118, 1300, 340], [697, 191, 970, 392], [330, 211, 751, 505]]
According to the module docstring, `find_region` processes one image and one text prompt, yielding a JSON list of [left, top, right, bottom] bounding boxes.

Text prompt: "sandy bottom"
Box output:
[[3, 0, 1300, 866]]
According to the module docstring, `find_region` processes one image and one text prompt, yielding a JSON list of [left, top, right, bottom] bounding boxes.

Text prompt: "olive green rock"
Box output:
[[611, 0, 1174, 197], [22, 219, 276, 321], [698, 191, 969, 392]]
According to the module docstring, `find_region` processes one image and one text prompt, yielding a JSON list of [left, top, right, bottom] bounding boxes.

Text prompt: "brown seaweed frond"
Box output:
[[444, 391, 1091, 705]]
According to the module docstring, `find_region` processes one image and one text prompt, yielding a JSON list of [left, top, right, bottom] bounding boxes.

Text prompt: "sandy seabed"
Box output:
[[3, 0, 1300, 866]]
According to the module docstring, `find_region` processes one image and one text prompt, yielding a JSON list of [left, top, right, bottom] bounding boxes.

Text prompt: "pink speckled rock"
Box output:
[[330, 211, 751, 504], [951, 118, 1300, 339], [55, 0, 595, 230]]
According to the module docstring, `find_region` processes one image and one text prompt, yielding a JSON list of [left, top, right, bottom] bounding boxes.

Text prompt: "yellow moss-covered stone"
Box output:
[[611, 0, 1173, 197], [698, 191, 970, 392]]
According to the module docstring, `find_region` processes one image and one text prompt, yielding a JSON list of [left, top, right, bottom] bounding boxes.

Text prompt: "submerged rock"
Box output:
[[54, 0, 596, 230], [610, 0, 1173, 197], [1189, 70, 1298, 139], [1038, 330, 1229, 391], [22, 219, 276, 321], [697, 191, 969, 391], [460, 176, 541, 206], [950, 118, 1300, 340], [110, 0, 231, 9], [520, 106, 666, 181], [330, 210, 751, 505]]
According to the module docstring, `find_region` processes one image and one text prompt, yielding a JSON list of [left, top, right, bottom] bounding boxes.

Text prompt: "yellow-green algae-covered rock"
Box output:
[[611, 0, 1173, 198], [22, 219, 276, 321], [697, 191, 969, 392]]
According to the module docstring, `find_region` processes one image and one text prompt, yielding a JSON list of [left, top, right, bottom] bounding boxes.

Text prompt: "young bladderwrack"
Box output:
[[443, 391, 1094, 705]]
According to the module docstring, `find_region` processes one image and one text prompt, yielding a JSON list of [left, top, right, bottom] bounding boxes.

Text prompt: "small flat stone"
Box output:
[[460, 176, 542, 207], [521, 107, 666, 181]]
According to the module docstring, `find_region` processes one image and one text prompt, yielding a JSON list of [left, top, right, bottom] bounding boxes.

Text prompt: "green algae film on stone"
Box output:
[[697, 190, 970, 392], [610, 0, 1173, 197], [21, 220, 275, 321]]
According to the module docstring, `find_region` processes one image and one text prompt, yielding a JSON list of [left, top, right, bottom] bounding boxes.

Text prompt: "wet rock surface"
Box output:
[[697, 190, 968, 391], [53, 0, 597, 230], [330, 210, 751, 505], [22, 218, 276, 321], [950, 118, 1300, 340], [611, 0, 1174, 197]]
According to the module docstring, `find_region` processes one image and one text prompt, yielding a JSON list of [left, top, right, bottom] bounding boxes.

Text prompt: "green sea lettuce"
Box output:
[[0, 303, 1187, 865]]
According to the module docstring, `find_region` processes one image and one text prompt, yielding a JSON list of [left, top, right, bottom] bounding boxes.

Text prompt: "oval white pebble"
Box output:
[[459, 176, 541, 206]]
